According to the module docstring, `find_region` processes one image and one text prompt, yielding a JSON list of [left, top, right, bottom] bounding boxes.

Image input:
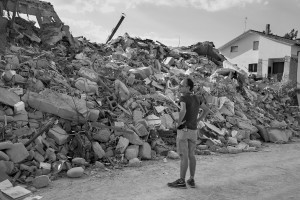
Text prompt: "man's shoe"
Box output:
[[167, 178, 187, 189], [187, 178, 195, 188]]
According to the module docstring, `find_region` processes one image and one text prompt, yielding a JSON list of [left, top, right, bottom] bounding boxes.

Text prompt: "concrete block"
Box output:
[[237, 121, 258, 134], [0, 151, 9, 161], [13, 127, 35, 138], [13, 110, 28, 126], [133, 110, 143, 124], [135, 119, 148, 128], [75, 77, 99, 95], [4, 108, 14, 116], [106, 96, 118, 110], [39, 162, 51, 174], [160, 114, 174, 129], [33, 151, 45, 163], [163, 57, 175, 66], [135, 123, 149, 137], [13, 101, 25, 114], [0, 87, 20, 107], [227, 137, 238, 145], [21, 89, 97, 123], [29, 119, 40, 129], [28, 111, 43, 119], [116, 137, 129, 154], [5, 143, 29, 163], [105, 149, 114, 158], [93, 129, 111, 143], [47, 126, 69, 145], [115, 79, 130, 102], [34, 144, 45, 156], [45, 148, 56, 162], [78, 67, 99, 82], [125, 145, 139, 160], [32, 175, 50, 188], [92, 142, 105, 159], [0, 161, 14, 175], [139, 142, 152, 160], [67, 167, 84, 178], [129, 66, 153, 80], [0, 142, 14, 150], [72, 157, 86, 166], [120, 130, 143, 145]]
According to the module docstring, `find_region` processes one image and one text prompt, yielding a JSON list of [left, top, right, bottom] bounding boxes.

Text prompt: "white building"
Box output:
[[219, 25, 300, 82]]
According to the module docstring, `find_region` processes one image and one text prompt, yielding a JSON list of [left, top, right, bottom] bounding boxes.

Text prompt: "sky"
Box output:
[[47, 0, 300, 48]]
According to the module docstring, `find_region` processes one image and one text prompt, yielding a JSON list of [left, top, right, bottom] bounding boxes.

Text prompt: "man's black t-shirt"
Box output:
[[178, 93, 201, 130]]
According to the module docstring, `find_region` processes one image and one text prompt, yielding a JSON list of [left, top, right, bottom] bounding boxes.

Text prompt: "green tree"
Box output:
[[283, 29, 298, 40]]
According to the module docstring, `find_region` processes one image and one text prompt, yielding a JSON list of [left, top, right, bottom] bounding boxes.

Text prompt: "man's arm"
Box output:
[[177, 102, 186, 126], [197, 103, 209, 122]]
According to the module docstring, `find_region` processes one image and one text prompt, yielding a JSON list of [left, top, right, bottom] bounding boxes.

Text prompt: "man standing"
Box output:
[[167, 78, 209, 189]]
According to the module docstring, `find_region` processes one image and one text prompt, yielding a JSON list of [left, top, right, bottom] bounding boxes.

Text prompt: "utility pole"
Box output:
[[106, 13, 126, 44]]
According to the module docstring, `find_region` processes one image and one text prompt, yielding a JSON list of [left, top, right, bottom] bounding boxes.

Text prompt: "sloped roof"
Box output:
[[218, 30, 300, 50]]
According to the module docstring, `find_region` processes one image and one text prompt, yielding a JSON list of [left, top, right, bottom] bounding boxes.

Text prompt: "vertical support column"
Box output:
[[282, 56, 291, 82], [289, 57, 298, 82], [257, 59, 263, 77]]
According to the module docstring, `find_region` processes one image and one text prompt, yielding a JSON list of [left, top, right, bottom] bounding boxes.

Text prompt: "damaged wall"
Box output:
[[0, 0, 76, 47], [0, 0, 61, 24]]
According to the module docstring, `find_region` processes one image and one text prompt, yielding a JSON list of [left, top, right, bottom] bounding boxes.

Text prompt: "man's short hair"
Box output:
[[186, 78, 194, 91]]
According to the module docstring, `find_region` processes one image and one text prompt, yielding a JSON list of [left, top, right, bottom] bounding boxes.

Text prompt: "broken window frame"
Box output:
[[248, 63, 258, 72], [253, 41, 259, 50], [230, 46, 238, 52]]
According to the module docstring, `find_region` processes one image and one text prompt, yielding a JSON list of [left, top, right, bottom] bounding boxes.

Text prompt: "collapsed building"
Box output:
[[0, 0, 77, 49], [0, 0, 299, 197]]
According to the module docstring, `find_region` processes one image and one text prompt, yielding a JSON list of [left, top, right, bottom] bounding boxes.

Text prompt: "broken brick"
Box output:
[[47, 126, 69, 145]]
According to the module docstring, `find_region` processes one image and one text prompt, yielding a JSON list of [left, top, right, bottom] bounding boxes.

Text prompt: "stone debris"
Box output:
[[0, 0, 299, 194]]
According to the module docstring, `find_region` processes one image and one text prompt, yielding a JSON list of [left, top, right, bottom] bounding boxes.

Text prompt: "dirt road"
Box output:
[[37, 140, 300, 200]]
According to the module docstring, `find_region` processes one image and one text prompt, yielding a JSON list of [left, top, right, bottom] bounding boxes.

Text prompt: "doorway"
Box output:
[[272, 62, 284, 81]]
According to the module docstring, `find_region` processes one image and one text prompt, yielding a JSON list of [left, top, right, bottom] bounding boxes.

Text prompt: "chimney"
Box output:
[[265, 24, 270, 35]]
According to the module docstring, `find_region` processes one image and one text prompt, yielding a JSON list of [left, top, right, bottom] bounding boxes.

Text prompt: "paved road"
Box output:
[[38, 140, 300, 200]]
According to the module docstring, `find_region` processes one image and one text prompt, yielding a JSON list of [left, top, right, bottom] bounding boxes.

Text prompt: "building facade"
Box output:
[[219, 26, 300, 82]]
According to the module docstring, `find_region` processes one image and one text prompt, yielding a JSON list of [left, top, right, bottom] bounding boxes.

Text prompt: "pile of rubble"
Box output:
[[0, 0, 299, 197]]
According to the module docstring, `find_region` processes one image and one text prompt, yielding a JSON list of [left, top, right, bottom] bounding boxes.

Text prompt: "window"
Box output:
[[248, 63, 258, 72], [253, 41, 259, 50], [230, 46, 238, 52]]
